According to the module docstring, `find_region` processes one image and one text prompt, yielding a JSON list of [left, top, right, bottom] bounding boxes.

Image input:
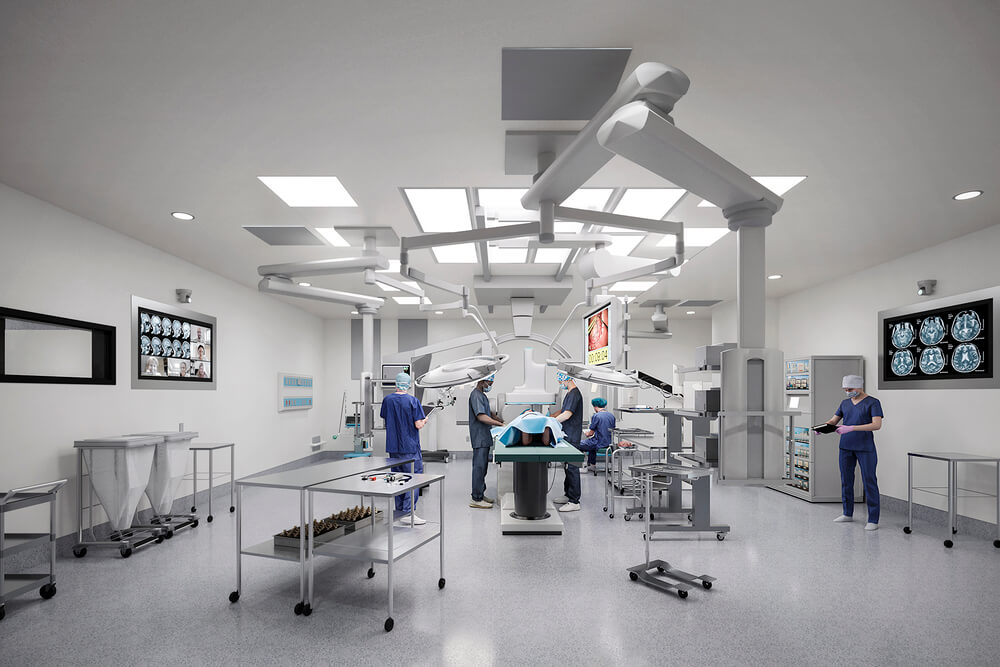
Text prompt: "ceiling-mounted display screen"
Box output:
[[132, 296, 216, 390], [584, 303, 611, 366], [879, 295, 993, 389]]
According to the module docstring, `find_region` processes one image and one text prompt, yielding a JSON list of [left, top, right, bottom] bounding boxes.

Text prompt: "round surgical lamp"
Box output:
[[415, 354, 510, 389], [547, 359, 640, 388]]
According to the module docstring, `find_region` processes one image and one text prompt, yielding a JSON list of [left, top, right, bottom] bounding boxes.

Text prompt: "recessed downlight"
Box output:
[[434, 311, 444, 315], [953, 190, 982, 201], [350, 310, 358, 315], [768, 274, 783, 280], [297, 282, 311, 287], [171, 211, 195, 221], [686, 310, 696, 315]]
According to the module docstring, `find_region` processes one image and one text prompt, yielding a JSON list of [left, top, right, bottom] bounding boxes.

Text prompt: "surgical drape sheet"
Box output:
[[491, 411, 564, 446]]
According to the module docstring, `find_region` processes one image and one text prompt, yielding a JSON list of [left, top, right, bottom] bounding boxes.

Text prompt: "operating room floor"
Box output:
[[2, 458, 998, 666]]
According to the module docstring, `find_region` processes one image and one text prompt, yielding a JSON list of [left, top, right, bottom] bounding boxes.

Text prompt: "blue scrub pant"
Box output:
[[390, 452, 424, 514], [839, 448, 880, 523], [471, 446, 491, 501], [577, 439, 602, 466], [564, 443, 581, 504]]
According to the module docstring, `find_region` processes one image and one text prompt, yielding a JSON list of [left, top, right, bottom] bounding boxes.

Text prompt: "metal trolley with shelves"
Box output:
[[1, 480, 66, 621], [187, 442, 235, 522], [770, 355, 864, 503]]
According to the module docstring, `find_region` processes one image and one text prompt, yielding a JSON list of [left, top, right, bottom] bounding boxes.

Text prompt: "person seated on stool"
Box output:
[[577, 397, 616, 473], [819, 374, 883, 531], [550, 371, 584, 513]]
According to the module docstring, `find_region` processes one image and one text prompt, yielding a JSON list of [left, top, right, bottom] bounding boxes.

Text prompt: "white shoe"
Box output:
[[398, 514, 426, 525], [833, 515, 853, 523], [558, 502, 580, 512], [864, 522, 879, 531], [553, 496, 569, 504], [469, 499, 493, 509], [483, 496, 495, 504]]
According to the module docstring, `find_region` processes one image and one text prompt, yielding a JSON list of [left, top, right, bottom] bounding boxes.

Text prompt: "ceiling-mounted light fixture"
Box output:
[[297, 282, 311, 287], [952, 190, 982, 201], [768, 274, 782, 280], [171, 212, 195, 221], [917, 279, 937, 296]]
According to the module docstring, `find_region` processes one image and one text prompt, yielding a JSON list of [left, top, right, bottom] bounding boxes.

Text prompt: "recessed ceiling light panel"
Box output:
[[614, 189, 685, 219], [561, 188, 613, 211], [489, 247, 528, 263], [258, 176, 358, 207], [171, 211, 195, 221], [605, 235, 644, 256], [533, 248, 571, 264], [393, 296, 424, 305], [403, 188, 471, 233], [314, 227, 350, 247], [768, 274, 783, 280], [431, 244, 478, 263]]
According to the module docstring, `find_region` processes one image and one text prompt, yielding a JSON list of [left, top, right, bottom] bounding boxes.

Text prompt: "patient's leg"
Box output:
[[520, 429, 532, 445], [541, 428, 552, 446]]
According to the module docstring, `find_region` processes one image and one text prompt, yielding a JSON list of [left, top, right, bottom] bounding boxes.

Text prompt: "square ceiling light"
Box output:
[[554, 221, 583, 233], [658, 227, 729, 247], [403, 188, 471, 232], [605, 235, 644, 256], [257, 176, 358, 207], [610, 281, 657, 292], [392, 296, 425, 305], [562, 188, 613, 211], [432, 244, 478, 263], [376, 259, 401, 273], [478, 188, 535, 225], [698, 176, 806, 207], [314, 227, 350, 247], [489, 247, 528, 263], [533, 248, 571, 264], [614, 188, 685, 219]]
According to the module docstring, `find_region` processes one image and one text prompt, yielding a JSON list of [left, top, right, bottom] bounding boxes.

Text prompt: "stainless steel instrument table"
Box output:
[[307, 471, 445, 632], [904, 451, 1000, 549], [187, 442, 235, 522], [1, 480, 66, 621]]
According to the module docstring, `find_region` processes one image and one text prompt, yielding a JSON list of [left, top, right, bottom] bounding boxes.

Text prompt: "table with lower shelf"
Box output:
[[904, 451, 1000, 549]]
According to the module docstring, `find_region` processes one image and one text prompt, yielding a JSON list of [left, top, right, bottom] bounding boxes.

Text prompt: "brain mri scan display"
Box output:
[[172, 339, 182, 357], [162, 339, 172, 357], [172, 320, 182, 338], [151, 315, 162, 335], [951, 310, 982, 342], [182, 322, 190, 339], [891, 349, 915, 376], [919, 316, 946, 346], [151, 337, 162, 356], [951, 343, 982, 373], [891, 322, 914, 349], [140, 335, 151, 355], [140, 313, 151, 334], [182, 341, 190, 359], [919, 347, 946, 374]]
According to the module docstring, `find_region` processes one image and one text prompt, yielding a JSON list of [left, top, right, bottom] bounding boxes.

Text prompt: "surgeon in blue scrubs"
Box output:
[[551, 371, 584, 512], [469, 374, 504, 509], [578, 397, 616, 473], [820, 374, 884, 531], [380, 372, 429, 525]]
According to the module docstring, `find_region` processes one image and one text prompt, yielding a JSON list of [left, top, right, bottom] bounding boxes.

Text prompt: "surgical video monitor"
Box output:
[[131, 295, 216, 390], [583, 299, 623, 367]]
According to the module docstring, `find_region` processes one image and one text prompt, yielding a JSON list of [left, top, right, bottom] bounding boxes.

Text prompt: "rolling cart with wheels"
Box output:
[[73, 436, 165, 559], [187, 442, 235, 522], [1, 480, 66, 621], [129, 430, 200, 535]]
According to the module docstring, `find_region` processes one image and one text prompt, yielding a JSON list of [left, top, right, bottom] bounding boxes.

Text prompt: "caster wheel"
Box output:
[[72, 547, 87, 558], [952, 527, 958, 535], [230, 506, 236, 513], [602, 507, 607, 512], [0, 605, 5, 621], [702, 581, 713, 590], [716, 533, 726, 541], [155, 536, 164, 544], [438, 578, 446, 589], [207, 515, 214, 523], [367, 568, 376, 579], [384, 617, 394, 632], [629, 571, 638, 581], [642, 533, 647, 541], [191, 520, 199, 528], [191, 506, 197, 513], [638, 514, 643, 520], [944, 540, 953, 548], [650, 514, 655, 520], [609, 514, 614, 519], [229, 591, 240, 603], [165, 530, 174, 540], [120, 546, 132, 559], [903, 526, 912, 534], [994, 539, 1000, 549], [624, 515, 631, 522], [687, 515, 692, 522], [657, 566, 665, 573], [677, 590, 688, 599], [302, 604, 312, 617], [294, 602, 304, 616], [40, 584, 57, 599]]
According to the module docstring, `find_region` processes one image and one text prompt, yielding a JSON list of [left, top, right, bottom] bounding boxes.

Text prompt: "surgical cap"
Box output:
[[842, 374, 864, 389], [592, 397, 607, 408], [395, 372, 412, 389], [556, 371, 571, 383]]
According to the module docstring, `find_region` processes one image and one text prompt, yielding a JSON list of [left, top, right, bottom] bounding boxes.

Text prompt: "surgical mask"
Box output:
[[845, 390, 860, 398], [482, 384, 492, 394]]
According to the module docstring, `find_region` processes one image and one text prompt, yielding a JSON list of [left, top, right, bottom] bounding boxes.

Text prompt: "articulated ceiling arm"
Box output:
[[257, 256, 387, 278], [258, 276, 384, 310], [591, 254, 682, 289], [366, 272, 426, 298]]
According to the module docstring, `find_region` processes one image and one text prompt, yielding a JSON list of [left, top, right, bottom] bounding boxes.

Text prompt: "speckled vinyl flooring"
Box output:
[[1, 458, 998, 666]]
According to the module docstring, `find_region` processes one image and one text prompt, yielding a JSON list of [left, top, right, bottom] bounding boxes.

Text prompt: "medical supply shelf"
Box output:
[[187, 442, 235, 522], [769, 355, 864, 503], [0, 480, 66, 621], [904, 452, 1000, 549], [230, 456, 415, 617], [307, 472, 445, 632]]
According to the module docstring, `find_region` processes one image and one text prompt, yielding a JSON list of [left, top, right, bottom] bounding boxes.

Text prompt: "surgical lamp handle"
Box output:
[[465, 304, 499, 354]]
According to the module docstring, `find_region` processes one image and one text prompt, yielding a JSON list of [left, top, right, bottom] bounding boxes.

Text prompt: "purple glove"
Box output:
[[836, 425, 855, 434]]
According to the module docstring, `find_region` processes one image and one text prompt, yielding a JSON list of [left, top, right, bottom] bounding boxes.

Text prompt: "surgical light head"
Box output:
[[592, 397, 608, 408], [395, 372, 412, 390]]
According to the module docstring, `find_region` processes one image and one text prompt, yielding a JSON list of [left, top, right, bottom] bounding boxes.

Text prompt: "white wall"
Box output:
[[711, 298, 781, 348], [0, 183, 330, 535], [775, 223, 1000, 521]]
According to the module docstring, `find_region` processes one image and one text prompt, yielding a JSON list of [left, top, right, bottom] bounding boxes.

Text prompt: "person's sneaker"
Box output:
[[552, 496, 569, 504], [586, 465, 597, 473], [558, 502, 581, 512], [483, 496, 495, 504], [833, 515, 853, 523], [864, 522, 879, 531], [469, 499, 493, 509], [398, 514, 427, 526]]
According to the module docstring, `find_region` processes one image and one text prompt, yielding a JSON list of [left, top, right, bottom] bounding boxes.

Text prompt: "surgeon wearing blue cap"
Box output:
[[380, 372, 429, 524], [551, 371, 584, 512], [469, 374, 504, 509]]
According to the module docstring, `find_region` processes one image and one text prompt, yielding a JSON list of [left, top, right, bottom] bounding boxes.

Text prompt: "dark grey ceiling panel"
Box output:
[[638, 299, 681, 308], [501, 48, 632, 121], [677, 299, 723, 308], [243, 226, 325, 246]]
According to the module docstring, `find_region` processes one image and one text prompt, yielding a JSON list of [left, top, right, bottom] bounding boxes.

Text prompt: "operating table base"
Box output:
[[627, 560, 716, 599]]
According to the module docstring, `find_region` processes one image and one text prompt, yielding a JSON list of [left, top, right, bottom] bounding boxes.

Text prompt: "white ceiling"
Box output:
[[1, 1, 998, 321]]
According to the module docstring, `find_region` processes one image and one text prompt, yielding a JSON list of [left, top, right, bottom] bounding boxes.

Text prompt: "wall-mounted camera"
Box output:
[[176, 288, 192, 304], [916, 280, 936, 297]]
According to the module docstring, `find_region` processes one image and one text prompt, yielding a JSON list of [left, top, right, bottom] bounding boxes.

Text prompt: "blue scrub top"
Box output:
[[586, 410, 616, 447], [835, 396, 883, 452], [468, 388, 493, 449], [380, 391, 425, 454], [560, 388, 584, 444]]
